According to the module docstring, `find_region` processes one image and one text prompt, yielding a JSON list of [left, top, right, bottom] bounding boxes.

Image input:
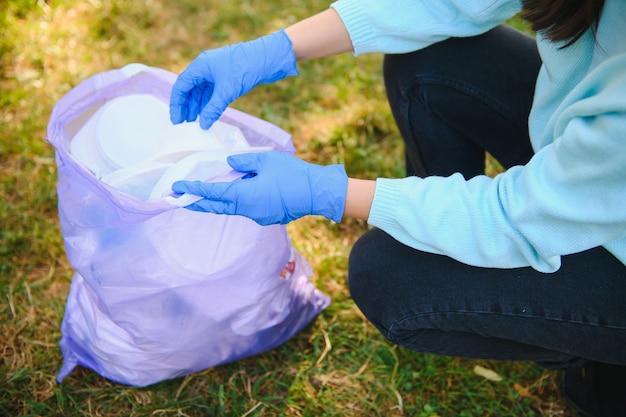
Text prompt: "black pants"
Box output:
[[348, 25, 626, 367]]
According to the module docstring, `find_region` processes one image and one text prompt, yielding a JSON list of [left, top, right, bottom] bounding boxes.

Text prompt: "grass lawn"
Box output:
[[1, 1, 579, 416]]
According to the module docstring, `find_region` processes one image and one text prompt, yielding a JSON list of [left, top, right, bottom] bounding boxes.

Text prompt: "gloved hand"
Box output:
[[170, 29, 298, 129], [171, 151, 348, 225]]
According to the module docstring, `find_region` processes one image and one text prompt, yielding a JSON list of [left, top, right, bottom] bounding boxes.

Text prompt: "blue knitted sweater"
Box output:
[[331, 0, 626, 272]]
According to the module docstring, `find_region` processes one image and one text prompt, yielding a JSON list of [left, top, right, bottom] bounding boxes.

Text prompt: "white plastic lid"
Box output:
[[149, 150, 234, 201], [70, 105, 122, 178], [151, 147, 273, 205], [102, 161, 172, 200], [157, 120, 250, 154], [97, 95, 170, 168]]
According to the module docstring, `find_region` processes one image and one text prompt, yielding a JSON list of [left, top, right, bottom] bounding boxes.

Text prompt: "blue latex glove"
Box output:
[[170, 29, 298, 129], [171, 151, 348, 225]]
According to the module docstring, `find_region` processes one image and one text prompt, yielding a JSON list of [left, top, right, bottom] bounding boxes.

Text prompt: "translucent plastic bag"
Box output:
[[47, 64, 330, 387]]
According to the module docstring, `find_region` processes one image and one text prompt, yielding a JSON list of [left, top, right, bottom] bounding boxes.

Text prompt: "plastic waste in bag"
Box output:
[[47, 63, 330, 387]]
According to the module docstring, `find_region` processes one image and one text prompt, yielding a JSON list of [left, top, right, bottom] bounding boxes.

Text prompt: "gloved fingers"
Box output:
[[171, 59, 208, 94], [169, 88, 189, 124], [171, 179, 198, 195], [226, 153, 262, 173], [186, 83, 213, 123], [172, 180, 235, 200], [170, 69, 215, 124], [199, 95, 230, 130], [185, 199, 235, 215], [187, 199, 273, 226]]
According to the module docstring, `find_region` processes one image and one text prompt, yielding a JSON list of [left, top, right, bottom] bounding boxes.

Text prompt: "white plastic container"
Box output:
[[150, 151, 233, 200], [101, 161, 172, 201], [69, 92, 274, 202], [96, 95, 171, 168], [150, 146, 272, 205], [69, 105, 122, 178]]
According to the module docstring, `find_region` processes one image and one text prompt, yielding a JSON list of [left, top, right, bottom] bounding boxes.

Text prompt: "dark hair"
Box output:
[[521, 0, 605, 47]]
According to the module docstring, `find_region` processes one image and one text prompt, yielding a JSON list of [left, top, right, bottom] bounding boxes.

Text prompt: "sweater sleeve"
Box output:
[[330, 0, 522, 55], [367, 55, 626, 272]]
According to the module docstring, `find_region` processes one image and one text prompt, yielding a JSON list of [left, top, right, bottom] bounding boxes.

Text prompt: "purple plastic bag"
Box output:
[[47, 64, 330, 387]]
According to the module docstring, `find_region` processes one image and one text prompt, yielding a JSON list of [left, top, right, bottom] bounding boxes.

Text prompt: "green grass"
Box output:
[[1, 1, 578, 416]]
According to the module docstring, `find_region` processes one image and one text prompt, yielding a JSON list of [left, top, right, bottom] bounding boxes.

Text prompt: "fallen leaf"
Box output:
[[473, 365, 503, 382], [513, 382, 532, 398]]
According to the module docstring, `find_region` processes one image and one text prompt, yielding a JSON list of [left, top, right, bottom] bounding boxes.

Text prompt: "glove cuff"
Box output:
[[254, 29, 299, 83], [311, 164, 348, 223]]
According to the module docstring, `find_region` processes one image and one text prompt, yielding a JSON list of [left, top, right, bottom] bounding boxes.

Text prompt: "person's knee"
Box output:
[[349, 232, 432, 348], [347, 229, 395, 334], [347, 229, 379, 303]]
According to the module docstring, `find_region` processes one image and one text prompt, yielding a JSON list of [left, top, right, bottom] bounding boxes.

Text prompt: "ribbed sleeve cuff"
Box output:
[[368, 178, 403, 229], [330, 0, 379, 56]]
